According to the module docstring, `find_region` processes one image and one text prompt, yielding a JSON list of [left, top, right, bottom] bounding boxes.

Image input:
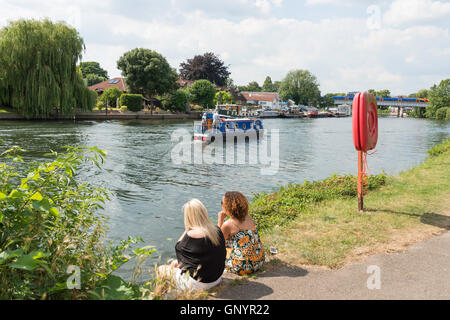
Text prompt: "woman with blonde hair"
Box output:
[[161, 199, 226, 292]]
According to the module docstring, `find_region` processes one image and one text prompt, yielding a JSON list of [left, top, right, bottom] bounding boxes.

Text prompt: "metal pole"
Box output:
[[358, 150, 364, 212]]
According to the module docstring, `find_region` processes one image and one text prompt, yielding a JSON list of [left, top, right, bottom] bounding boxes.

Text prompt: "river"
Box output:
[[1, 117, 449, 280]]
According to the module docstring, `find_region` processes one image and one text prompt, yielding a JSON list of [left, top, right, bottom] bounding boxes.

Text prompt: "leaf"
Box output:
[[0, 192, 7, 200], [8, 189, 26, 199], [0, 249, 24, 264], [32, 198, 51, 212], [30, 192, 43, 201], [8, 251, 49, 271], [49, 207, 60, 217], [90, 275, 139, 300]]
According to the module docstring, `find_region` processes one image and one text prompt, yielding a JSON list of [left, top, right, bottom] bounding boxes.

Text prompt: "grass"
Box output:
[[259, 138, 450, 269]]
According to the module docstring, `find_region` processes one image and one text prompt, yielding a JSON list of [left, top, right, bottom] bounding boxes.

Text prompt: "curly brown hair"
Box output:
[[223, 191, 249, 222]]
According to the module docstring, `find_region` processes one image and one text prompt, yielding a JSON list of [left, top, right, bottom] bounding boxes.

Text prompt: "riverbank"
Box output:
[[209, 138, 450, 299], [0, 110, 202, 121]]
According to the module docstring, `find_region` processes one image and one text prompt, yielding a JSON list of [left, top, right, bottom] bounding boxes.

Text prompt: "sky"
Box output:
[[0, 0, 449, 95]]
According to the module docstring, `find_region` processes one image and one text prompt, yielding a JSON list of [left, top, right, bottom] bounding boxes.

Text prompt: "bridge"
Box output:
[[332, 96, 429, 108]]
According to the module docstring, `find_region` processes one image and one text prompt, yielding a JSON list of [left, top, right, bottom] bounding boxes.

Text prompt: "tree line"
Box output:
[[0, 19, 448, 120]]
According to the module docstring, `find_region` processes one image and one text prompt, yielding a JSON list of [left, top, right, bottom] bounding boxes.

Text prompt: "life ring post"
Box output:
[[357, 150, 364, 212]]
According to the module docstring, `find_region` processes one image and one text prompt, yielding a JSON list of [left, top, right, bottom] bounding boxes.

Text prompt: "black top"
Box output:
[[175, 226, 226, 283]]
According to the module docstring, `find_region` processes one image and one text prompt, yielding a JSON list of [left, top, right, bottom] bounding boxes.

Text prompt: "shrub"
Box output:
[[119, 106, 128, 112], [96, 100, 105, 110], [447, 108, 450, 121], [120, 94, 143, 112], [99, 87, 122, 108], [436, 107, 448, 120], [0, 145, 154, 299], [427, 138, 450, 157]]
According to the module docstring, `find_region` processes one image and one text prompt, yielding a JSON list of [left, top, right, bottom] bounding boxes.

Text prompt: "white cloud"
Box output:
[[383, 0, 450, 26], [0, 0, 448, 95]]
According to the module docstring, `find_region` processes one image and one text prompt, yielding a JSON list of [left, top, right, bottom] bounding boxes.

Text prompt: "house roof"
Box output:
[[176, 77, 195, 88], [241, 92, 279, 102], [89, 77, 127, 93]]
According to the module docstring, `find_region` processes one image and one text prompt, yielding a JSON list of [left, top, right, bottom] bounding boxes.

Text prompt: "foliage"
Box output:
[[99, 87, 123, 108], [319, 94, 335, 108], [79, 61, 109, 79], [179, 52, 230, 87], [262, 76, 276, 92], [279, 70, 321, 106], [119, 106, 128, 112], [160, 89, 190, 112], [427, 138, 450, 157], [86, 74, 107, 86], [117, 48, 178, 98], [0, 145, 154, 299], [368, 89, 391, 98], [120, 94, 143, 112], [427, 79, 450, 119], [0, 19, 96, 119], [96, 100, 105, 110], [189, 80, 216, 108], [238, 81, 261, 92], [435, 107, 449, 120], [250, 173, 387, 232], [214, 91, 232, 105], [409, 89, 428, 99]]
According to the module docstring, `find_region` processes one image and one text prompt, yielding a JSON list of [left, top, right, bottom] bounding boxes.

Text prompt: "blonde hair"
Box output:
[[182, 199, 221, 246]]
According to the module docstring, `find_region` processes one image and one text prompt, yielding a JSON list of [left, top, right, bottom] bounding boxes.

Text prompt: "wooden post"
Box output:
[[357, 150, 364, 212]]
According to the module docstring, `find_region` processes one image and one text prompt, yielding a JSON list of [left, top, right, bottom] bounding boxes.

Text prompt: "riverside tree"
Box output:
[[179, 52, 231, 87], [189, 80, 216, 108], [279, 69, 321, 106], [117, 48, 178, 99], [427, 79, 450, 119], [79, 61, 109, 86], [0, 19, 96, 119]]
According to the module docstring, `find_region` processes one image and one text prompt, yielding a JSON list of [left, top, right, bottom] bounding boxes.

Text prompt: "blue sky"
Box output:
[[1, 0, 449, 95]]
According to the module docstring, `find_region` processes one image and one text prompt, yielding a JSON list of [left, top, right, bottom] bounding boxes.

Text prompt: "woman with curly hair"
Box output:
[[218, 191, 265, 275]]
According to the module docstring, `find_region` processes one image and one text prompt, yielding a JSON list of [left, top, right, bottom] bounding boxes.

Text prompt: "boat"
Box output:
[[256, 109, 280, 118], [194, 113, 264, 143]]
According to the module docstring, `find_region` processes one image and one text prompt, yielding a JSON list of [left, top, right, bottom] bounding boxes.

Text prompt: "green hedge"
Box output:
[[120, 94, 143, 112], [436, 107, 449, 120]]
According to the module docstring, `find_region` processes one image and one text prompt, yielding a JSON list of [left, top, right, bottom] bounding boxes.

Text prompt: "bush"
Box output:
[[120, 94, 143, 112], [436, 107, 448, 120], [0, 146, 153, 299], [99, 87, 122, 108], [447, 108, 450, 121], [96, 100, 105, 110], [427, 138, 450, 157], [119, 106, 128, 112]]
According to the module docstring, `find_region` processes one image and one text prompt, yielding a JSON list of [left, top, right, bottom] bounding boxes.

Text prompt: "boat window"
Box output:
[[243, 124, 246, 129], [235, 123, 238, 129]]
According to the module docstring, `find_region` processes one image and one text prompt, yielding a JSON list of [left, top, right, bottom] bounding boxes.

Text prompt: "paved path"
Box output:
[[216, 232, 450, 300]]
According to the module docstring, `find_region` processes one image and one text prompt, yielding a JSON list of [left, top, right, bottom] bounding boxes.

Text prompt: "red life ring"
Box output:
[[352, 92, 378, 151]]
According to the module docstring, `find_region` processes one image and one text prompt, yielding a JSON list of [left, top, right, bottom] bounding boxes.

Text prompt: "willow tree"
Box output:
[[0, 19, 96, 119]]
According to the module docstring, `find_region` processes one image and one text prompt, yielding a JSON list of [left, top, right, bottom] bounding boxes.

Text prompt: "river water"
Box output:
[[1, 117, 449, 280]]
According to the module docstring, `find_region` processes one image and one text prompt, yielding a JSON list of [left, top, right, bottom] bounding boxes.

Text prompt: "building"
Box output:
[[240, 92, 282, 110], [88, 77, 127, 95]]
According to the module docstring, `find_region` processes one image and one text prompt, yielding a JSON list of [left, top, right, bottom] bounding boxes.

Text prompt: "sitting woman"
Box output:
[[161, 199, 226, 292], [218, 191, 265, 275]]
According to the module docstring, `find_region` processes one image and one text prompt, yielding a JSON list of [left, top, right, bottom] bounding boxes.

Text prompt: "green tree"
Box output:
[[262, 76, 275, 92], [86, 74, 107, 86], [376, 89, 391, 98], [239, 81, 261, 92], [79, 61, 109, 79], [0, 19, 96, 119], [99, 87, 122, 108], [189, 80, 216, 108], [162, 89, 190, 112], [279, 69, 321, 106], [214, 91, 232, 105], [427, 79, 450, 118], [117, 48, 178, 99], [319, 93, 336, 108]]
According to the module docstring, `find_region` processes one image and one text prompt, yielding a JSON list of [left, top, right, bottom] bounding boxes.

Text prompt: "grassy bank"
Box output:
[[252, 138, 450, 269]]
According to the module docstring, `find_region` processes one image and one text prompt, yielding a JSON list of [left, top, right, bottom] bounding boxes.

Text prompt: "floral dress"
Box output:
[[225, 225, 265, 275]]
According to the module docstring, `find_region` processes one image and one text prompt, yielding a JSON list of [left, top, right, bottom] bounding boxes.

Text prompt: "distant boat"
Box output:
[[257, 109, 280, 118]]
